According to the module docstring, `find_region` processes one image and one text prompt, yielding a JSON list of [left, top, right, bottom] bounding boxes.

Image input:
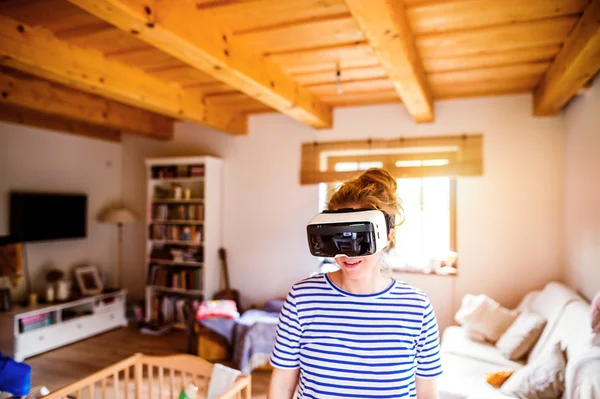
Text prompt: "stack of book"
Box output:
[[19, 313, 52, 333], [148, 266, 201, 290], [150, 225, 202, 242], [174, 204, 203, 220], [152, 204, 204, 221], [152, 204, 169, 220], [190, 164, 205, 177], [149, 246, 203, 263]]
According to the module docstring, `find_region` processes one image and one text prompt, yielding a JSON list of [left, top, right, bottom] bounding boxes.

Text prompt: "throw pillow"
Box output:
[[455, 294, 517, 343], [501, 342, 566, 399], [496, 310, 547, 360], [486, 370, 515, 388]]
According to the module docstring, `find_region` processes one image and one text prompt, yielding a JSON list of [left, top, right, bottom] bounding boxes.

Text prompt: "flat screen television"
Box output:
[[10, 192, 87, 242]]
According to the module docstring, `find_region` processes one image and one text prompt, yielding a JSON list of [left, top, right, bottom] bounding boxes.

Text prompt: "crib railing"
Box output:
[[43, 353, 251, 399]]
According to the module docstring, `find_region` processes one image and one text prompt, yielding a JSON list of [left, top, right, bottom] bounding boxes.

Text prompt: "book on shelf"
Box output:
[[150, 224, 202, 242], [151, 164, 204, 179], [149, 246, 203, 263], [190, 164, 205, 177], [19, 313, 53, 333], [147, 265, 202, 290], [151, 204, 204, 221]]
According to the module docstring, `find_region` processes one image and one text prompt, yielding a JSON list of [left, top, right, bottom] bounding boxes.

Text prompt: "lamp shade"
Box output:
[[98, 207, 138, 224]]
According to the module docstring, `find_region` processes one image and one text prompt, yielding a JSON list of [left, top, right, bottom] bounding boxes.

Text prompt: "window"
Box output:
[[392, 177, 456, 273], [306, 135, 480, 275]]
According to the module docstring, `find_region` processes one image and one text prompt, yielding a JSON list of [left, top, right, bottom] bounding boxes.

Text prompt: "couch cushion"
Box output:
[[454, 294, 518, 343], [438, 352, 521, 399], [527, 282, 584, 362], [442, 326, 525, 369], [496, 311, 547, 361], [501, 342, 567, 399]]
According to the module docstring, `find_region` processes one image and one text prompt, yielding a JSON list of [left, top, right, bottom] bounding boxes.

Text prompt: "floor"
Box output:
[[26, 326, 271, 398]]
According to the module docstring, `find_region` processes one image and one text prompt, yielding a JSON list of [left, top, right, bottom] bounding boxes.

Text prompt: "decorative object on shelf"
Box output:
[[56, 279, 72, 301], [173, 184, 183, 200], [74, 265, 103, 296], [45, 284, 55, 303], [184, 187, 192, 200], [44, 269, 63, 303], [98, 206, 139, 289], [28, 293, 38, 307]]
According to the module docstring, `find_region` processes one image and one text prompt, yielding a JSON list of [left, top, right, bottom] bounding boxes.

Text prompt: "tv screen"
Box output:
[[10, 192, 87, 242]]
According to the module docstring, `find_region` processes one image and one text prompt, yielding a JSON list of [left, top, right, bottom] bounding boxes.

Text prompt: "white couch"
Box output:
[[438, 282, 600, 399]]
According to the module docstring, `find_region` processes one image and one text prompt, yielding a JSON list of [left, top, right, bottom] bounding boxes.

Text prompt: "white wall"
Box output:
[[122, 94, 565, 331], [564, 76, 600, 301], [0, 123, 122, 300]]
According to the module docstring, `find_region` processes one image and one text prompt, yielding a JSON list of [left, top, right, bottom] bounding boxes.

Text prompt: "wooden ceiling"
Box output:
[[0, 0, 598, 139]]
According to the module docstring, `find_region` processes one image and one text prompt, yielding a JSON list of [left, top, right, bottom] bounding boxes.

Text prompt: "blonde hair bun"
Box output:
[[356, 168, 398, 197], [327, 168, 404, 228]]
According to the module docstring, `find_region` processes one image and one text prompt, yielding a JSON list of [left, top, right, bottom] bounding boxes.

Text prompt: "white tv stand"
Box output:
[[0, 290, 127, 361]]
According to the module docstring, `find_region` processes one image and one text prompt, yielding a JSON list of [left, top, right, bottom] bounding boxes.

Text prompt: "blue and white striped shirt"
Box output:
[[270, 274, 442, 398]]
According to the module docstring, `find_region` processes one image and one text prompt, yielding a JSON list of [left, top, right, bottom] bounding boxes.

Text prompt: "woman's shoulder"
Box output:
[[388, 280, 432, 304], [290, 273, 329, 292]]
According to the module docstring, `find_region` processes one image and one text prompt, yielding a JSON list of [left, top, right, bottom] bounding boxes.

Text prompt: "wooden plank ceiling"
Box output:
[[0, 0, 598, 138]]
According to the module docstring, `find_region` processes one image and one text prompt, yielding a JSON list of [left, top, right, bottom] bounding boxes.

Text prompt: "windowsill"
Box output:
[[390, 267, 458, 277]]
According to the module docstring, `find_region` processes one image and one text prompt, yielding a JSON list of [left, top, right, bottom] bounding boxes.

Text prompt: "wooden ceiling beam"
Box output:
[[345, 0, 434, 123], [0, 103, 122, 142], [66, 0, 332, 129], [533, 0, 600, 115], [0, 16, 247, 135], [0, 68, 173, 140]]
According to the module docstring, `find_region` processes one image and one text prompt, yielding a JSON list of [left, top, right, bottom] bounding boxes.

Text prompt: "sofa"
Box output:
[[438, 282, 600, 399]]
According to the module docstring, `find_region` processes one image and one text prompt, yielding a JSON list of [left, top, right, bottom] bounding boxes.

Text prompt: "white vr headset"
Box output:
[[306, 208, 392, 258]]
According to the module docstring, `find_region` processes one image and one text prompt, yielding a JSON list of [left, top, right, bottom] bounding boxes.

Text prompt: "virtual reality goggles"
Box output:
[[306, 208, 392, 258]]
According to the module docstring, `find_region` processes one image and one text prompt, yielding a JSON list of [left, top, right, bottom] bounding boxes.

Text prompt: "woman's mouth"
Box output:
[[343, 259, 362, 269]]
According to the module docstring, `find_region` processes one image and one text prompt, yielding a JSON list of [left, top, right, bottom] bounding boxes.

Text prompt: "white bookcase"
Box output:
[[144, 156, 223, 327]]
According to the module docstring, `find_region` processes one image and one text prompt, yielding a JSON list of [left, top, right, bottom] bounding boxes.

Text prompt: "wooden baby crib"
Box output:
[[43, 354, 251, 399]]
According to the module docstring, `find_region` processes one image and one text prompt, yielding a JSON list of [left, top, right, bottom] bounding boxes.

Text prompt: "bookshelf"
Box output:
[[144, 156, 223, 328]]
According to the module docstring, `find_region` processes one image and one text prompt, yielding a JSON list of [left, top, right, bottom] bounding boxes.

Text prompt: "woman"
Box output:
[[268, 168, 442, 399]]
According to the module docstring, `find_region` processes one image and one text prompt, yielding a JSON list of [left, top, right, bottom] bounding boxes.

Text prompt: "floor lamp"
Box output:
[[99, 207, 138, 289]]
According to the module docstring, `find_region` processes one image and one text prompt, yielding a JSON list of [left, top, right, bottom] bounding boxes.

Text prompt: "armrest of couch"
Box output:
[[565, 346, 600, 399]]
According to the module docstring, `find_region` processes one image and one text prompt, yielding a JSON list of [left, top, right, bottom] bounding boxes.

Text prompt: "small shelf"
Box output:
[[149, 259, 203, 267], [150, 219, 204, 225], [150, 286, 204, 296], [151, 198, 204, 204], [149, 239, 203, 246], [150, 177, 204, 183]]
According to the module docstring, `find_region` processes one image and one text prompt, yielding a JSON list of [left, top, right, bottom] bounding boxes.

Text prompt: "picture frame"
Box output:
[[74, 265, 104, 296]]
